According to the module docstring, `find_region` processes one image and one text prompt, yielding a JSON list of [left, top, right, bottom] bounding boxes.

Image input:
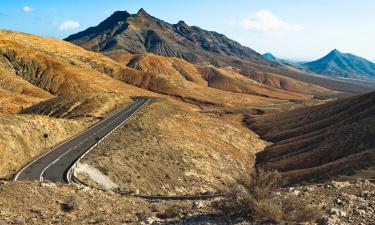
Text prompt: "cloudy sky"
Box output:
[[0, 0, 374, 62]]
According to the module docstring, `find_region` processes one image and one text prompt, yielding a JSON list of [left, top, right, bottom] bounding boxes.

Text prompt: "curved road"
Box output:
[[14, 97, 149, 183]]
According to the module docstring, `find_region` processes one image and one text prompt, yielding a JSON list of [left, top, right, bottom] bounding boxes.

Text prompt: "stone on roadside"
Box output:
[[330, 181, 351, 189]]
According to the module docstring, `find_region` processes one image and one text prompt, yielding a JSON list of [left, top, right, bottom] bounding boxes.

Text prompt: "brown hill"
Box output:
[[0, 30, 148, 178], [0, 67, 52, 113], [109, 52, 296, 107], [246, 91, 375, 184], [0, 30, 147, 97], [197, 66, 323, 99]]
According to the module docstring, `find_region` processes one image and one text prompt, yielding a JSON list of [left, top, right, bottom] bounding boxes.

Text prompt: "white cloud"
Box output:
[[57, 20, 81, 31], [237, 10, 304, 34], [23, 6, 34, 13]]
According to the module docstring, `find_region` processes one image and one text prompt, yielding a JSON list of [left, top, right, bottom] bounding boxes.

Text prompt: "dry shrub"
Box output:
[[213, 185, 255, 218], [156, 204, 189, 219], [247, 169, 282, 200], [255, 199, 283, 223], [281, 196, 324, 223], [216, 169, 323, 224], [61, 196, 86, 212]]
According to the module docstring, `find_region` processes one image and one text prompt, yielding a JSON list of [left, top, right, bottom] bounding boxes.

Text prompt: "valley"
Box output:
[[0, 4, 374, 225]]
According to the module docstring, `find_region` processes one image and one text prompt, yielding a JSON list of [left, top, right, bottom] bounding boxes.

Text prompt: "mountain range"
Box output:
[[304, 49, 375, 79], [66, 9, 369, 95], [263, 50, 375, 80], [65, 9, 264, 66]]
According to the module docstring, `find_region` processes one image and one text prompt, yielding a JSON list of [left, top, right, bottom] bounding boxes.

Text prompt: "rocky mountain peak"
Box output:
[[329, 49, 341, 56], [177, 20, 188, 27], [105, 10, 131, 25], [136, 8, 150, 17]]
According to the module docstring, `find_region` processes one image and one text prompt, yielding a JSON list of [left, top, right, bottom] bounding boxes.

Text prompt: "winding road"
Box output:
[[14, 97, 149, 183]]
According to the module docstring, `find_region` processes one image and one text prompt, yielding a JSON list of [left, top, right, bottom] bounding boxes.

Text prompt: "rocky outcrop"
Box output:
[[0, 49, 50, 91]]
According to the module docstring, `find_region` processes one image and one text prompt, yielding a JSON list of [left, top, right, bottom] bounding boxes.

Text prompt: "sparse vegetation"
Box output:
[[215, 169, 323, 224], [251, 90, 375, 184], [254, 199, 283, 223], [61, 196, 86, 212]]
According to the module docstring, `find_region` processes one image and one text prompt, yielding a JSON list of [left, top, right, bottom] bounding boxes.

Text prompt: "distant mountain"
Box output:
[[303, 49, 375, 79], [65, 9, 265, 66], [262, 53, 278, 62], [262, 53, 306, 70]]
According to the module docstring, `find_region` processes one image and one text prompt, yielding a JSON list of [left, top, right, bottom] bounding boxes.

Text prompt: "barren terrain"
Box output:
[[78, 98, 269, 195], [247, 91, 375, 184]]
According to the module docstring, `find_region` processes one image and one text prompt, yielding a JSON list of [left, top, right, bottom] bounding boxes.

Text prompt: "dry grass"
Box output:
[[281, 196, 324, 223], [255, 199, 283, 223]]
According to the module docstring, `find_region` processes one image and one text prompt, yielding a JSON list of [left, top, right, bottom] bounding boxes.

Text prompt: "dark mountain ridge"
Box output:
[[66, 9, 263, 65]]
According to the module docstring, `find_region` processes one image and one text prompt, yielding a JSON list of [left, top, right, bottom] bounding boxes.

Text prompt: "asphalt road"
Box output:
[[14, 97, 149, 183]]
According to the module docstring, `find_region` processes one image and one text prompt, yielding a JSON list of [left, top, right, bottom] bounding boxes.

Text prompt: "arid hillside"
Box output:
[[108, 52, 324, 107], [0, 114, 85, 178], [0, 67, 52, 113], [0, 92, 135, 179], [77, 98, 269, 195], [21, 93, 132, 120], [0, 30, 148, 97], [247, 91, 375, 184], [197, 66, 319, 100], [225, 56, 370, 95], [0, 30, 274, 183], [0, 30, 147, 179], [0, 30, 319, 111]]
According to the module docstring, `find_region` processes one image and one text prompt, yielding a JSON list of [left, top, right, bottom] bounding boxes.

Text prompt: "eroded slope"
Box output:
[[247, 91, 375, 184]]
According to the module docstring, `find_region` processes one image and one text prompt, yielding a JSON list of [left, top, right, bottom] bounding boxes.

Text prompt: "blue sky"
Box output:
[[0, 0, 374, 62]]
